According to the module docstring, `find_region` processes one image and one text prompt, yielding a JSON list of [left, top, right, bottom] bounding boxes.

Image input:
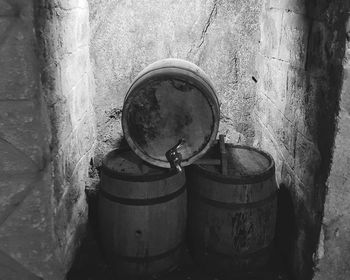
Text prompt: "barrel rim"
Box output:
[[101, 148, 179, 182], [124, 59, 219, 103], [187, 145, 275, 184], [99, 183, 186, 205], [121, 60, 220, 169]]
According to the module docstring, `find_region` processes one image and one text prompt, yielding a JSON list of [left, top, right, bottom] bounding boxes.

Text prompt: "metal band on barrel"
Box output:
[[114, 242, 183, 263], [190, 190, 277, 210], [100, 184, 186, 206]]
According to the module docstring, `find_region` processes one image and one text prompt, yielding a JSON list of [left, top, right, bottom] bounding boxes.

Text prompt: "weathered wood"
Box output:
[[98, 149, 187, 278], [186, 144, 277, 274], [194, 158, 221, 165], [122, 58, 220, 169]]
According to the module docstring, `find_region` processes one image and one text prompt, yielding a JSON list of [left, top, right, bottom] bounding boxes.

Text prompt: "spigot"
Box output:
[[165, 138, 185, 173]]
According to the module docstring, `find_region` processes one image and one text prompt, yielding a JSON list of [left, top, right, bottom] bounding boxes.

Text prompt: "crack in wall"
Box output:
[[188, 0, 219, 56], [197, 0, 218, 49]]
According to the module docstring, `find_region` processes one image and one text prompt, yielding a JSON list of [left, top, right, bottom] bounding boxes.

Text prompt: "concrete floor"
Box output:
[[67, 223, 289, 280]]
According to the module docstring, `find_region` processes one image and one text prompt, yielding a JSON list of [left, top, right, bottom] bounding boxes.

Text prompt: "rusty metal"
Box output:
[[165, 138, 186, 173]]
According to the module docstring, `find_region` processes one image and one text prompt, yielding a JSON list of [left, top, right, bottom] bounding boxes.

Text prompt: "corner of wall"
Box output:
[[34, 0, 97, 276]]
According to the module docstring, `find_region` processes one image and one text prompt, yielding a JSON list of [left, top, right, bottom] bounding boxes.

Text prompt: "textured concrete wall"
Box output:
[[88, 0, 262, 162], [254, 1, 349, 279], [0, 0, 61, 279], [314, 12, 350, 280], [0, 0, 95, 279], [35, 0, 96, 274]]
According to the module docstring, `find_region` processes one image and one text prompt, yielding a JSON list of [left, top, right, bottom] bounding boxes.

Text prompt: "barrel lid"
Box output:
[[102, 149, 176, 181], [192, 144, 275, 184], [122, 58, 220, 168]]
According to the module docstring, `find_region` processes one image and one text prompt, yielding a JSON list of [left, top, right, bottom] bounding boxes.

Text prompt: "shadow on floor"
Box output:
[[67, 222, 290, 280]]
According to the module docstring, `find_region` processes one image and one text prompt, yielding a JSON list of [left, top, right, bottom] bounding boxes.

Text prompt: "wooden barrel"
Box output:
[[186, 144, 277, 275], [122, 58, 220, 168], [98, 148, 187, 278]]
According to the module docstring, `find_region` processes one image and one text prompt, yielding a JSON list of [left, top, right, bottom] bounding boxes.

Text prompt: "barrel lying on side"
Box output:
[[98, 149, 187, 278], [122, 58, 220, 169], [187, 144, 277, 275]]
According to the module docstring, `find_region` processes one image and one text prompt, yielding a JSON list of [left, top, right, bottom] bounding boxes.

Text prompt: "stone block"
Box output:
[[0, 20, 38, 100], [56, 111, 95, 182], [0, 173, 38, 223], [0, 250, 42, 280], [254, 96, 295, 168], [0, 140, 38, 174], [0, 0, 33, 18], [285, 68, 304, 118], [259, 56, 288, 110], [52, 105, 73, 150], [60, 47, 90, 98], [256, 92, 295, 151], [255, 120, 284, 182], [57, 0, 88, 10], [0, 101, 48, 169], [57, 8, 89, 56], [280, 161, 309, 207], [0, 172, 64, 280], [53, 151, 90, 268], [293, 132, 321, 187], [70, 75, 92, 128], [269, 0, 306, 14], [285, 67, 318, 141], [279, 11, 309, 68], [260, 9, 283, 58]]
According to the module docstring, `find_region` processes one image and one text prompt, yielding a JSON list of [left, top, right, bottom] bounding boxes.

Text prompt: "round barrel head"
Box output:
[[103, 149, 167, 177], [203, 145, 273, 177], [122, 59, 219, 168]]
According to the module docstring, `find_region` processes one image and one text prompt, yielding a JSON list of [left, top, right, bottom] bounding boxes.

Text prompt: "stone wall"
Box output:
[[0, 0, 60, 278], [254, 0, 349, 279], [35, 0, 96, 274], [0, 0, 96, 279], [314, 12, 350, 280], [88, 0, 262, 162]]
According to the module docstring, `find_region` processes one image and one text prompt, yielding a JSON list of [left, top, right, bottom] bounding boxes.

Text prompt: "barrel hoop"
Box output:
[[188, 144, 276, 184], [126, 66, 218, 105], [100, 184, 186, 206], [114, 242, 183, 263], [206, 244, 272, 259], [190, 190, 277, 210]]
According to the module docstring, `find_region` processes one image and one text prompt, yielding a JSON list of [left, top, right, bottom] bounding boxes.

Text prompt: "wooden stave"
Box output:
[[98, 150, 187, 277], [98, 192, 187, 277], [186, 145, 278, 273]]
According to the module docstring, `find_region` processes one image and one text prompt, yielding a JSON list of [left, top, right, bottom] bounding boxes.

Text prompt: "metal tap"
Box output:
[[165, 138, 185, 173]]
